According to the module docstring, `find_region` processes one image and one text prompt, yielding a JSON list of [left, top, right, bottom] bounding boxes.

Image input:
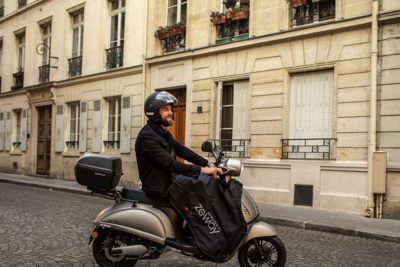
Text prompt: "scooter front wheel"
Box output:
[[92, 229, 138, 267], [238, 236, 286, 267]]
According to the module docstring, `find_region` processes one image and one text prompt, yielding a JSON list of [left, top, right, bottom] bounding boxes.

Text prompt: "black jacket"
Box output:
[[135, 120, 208, 198]]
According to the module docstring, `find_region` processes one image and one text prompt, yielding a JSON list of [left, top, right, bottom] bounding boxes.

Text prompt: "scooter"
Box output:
[[75, 140, 287, 267]]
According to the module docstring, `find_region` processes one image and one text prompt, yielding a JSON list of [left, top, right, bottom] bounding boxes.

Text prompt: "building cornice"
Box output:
[[146, 15, 372, 66], [379, 9, 400, 24], [0, 0, 48, 23]]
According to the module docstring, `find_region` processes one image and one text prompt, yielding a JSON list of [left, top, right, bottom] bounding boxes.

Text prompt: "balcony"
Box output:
[[290, 0, 335, 27], [281, 138, 336, 160], [0, 6, 4, 17], [105, 46, 123, 69], [68, 56, 82, 77], [211, 8, 250, 45], [66, 141, 79, 150], [154, 23, 186, 53], [18, 0, 27, 9], [39, 64, 50, 83], [12, 71, 24, 90], [211, 139, 251, 158]]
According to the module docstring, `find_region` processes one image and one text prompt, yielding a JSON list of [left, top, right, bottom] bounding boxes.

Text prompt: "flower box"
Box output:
[[232, 10, 249, 21]]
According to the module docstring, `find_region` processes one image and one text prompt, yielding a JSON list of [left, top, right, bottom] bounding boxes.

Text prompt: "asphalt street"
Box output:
[[1, 182, 400, 267]]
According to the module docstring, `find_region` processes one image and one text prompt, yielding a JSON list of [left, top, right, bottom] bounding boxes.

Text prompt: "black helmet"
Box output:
[[144, 91, 178, 123]]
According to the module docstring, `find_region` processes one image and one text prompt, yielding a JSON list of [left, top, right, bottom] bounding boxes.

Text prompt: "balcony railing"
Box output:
[[68, 56, 82, 77], [105, 46, 123, 69], [66, 141, 79, 150], [211, 139, 251, 158], [0, 6, 4, 17], [12, 71, 24, 90], [290, 0, 335, 27], [104, 140, 120, 150], [18, 0, 27, 8], [212, 9, 249, 45], [39, 64, 50, 83], [281, 138, 336, 160]]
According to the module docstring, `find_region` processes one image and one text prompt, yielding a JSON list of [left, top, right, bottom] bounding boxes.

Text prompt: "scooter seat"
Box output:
[[121, 187, 172, 208]]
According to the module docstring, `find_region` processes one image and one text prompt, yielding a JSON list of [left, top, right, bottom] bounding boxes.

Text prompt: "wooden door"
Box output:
[[167, 88, 186, 145], [37, 105, 52, 175]]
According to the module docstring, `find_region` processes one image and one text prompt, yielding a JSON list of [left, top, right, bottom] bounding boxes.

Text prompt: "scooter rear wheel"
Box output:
[[238, 236, 286, 267], [92, 229, 139, 267]]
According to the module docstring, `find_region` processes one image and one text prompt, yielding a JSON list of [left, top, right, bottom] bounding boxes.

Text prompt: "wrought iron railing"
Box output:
[[66, 141, 79, 149], [214, 11, 249, 44], [290, 0, 335, 27], [0, 6, 4, 17], [211, 139, 251, 158], [39, 64, 50, 83], [104, 140, 120, 150], [12, 71, 24, 90], [281, 138, 336, 160], [105, 46, 123, 69], [68, 56, 82, 77], [18, 0, 27, 8]]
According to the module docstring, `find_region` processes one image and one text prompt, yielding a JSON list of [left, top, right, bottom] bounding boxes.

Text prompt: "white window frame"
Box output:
[[110, 0, 125, 48], [12, 109, 22, 149], [16, 33, 25, 71], [68, 102, 80, 150], [167, 0, 187, 26], [71, 11, 84, 58], [106, 97, 121, 149], [41, 23, 51, 65]]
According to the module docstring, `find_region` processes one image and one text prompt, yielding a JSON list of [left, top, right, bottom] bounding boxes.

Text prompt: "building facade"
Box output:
[[0, 0, 399, 219]]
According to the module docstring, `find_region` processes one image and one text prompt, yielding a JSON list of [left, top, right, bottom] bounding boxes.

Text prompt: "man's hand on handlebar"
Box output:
[[201, 166, 223, 179]]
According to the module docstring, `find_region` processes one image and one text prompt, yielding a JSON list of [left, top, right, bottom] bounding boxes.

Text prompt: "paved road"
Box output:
[[1, 182, 400, 267]]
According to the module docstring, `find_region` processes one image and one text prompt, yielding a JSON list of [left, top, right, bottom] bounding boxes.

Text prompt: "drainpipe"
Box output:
[[141, 0, 149, 127], [366, 0, 379, 218]]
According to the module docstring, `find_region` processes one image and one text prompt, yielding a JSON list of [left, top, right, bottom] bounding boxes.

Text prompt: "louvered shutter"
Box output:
[[216, 82, 223, 138], [232, 81, 249, 139], [79, 101, 87, 152], [120, 96, 131, 153], [55, 105, 64, 152], [0, 113, 4, 151], [20, 109, 28, 151], [5, 112, 11, 151], [289, 70, 333, 139], [92, 100, 102, 153]]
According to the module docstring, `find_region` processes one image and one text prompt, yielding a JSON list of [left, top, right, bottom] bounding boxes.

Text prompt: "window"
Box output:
[[39, 23, 51, 83], [69, 11, 84, 77], [13, 109, 21, 148], [105, 98, 121, 149], [18, 0, 27, 9], [12, 33, 25, 89], [217, 80, 250, 158], [67, 103, 80, 149], [211, 0, 250, 44], [290, 0, 335, 27], [282, 70, 334, 160], [0, 0, 4, 18], [167, 0, 187, 26], [106, 0, 125, 69]]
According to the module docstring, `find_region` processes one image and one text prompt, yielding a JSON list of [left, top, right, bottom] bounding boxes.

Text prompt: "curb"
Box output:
[[2, 178, 399, 244], [259, 216, 400, 244]]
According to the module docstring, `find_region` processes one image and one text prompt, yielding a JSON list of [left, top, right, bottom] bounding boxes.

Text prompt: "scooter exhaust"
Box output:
[[111, 245, 148, 256]]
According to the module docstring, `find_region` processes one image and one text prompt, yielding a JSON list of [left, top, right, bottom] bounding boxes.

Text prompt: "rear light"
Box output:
[[91, 231, 99, 239]]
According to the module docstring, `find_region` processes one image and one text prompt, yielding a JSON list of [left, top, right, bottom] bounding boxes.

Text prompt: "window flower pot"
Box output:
[[212, 16, 226, 25], [291, 0, 308, 8], [232, 10, 249, 21]]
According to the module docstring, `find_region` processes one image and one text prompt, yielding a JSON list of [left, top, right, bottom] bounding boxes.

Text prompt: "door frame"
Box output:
[[35, 104, 53, 175]]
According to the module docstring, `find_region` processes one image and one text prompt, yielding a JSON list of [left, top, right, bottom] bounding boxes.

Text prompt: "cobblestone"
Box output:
[[1, 182, 400, 266]]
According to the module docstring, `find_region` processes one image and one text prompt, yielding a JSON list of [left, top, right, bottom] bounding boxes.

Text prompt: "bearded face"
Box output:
[[159, 105, 174, 127]]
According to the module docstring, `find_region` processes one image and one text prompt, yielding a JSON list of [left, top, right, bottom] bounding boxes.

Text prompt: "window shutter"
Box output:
[[92, 99, 102, 152], [120, 96, 131, 153], [55, 105, 64, 152], [216, 82, 223, 138], [5, 112, 11, 151], [289, 70, 333, 139], [232, 81, 249, 139], [20, 109, 28, 151], [0, 113, 4, 151], [79, 101, 87, 152]]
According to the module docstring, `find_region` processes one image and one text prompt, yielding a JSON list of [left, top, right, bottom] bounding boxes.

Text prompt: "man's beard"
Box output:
[[160, 116, 174, 127]]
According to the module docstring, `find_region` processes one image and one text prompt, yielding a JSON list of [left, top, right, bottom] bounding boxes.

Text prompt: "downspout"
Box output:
[[366, 0, 379, 218], [141, 0, 149, 127]]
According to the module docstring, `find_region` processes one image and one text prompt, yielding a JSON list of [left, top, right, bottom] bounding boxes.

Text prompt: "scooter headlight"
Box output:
[[220, 158, 243, 177]]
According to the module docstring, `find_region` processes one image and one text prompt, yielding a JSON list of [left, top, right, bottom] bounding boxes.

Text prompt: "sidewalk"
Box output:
[[1, 172, 399, 243]]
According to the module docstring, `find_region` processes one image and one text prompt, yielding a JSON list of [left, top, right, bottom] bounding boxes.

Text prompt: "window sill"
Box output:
[[216, 33, 249, 45], [10, 150, 22, 155], [63, 150, 81, 157]]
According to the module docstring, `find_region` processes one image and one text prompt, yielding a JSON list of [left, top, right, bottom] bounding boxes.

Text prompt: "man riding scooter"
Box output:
[[135, 91, 223, 242]]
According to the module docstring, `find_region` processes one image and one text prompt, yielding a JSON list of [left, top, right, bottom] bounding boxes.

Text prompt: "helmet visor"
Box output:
[[156, 91, 178, 106]]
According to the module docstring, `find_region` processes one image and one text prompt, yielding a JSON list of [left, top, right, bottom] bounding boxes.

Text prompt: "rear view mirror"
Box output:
[[201, 141, 213, 152]]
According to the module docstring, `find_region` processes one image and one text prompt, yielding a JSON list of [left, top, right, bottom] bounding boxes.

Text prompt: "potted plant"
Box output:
[[231, 6, 249, 21], [210, 11, 226, 25], [223, 0, 237, 9], [170, 22, 186, 36], [154, 26, 170, 40], [290, 0, 308, 8]]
